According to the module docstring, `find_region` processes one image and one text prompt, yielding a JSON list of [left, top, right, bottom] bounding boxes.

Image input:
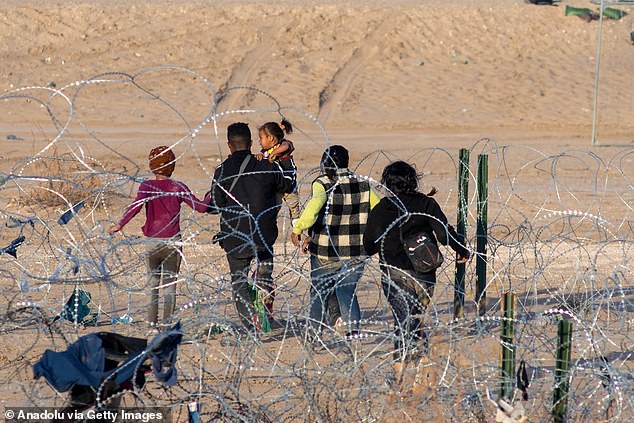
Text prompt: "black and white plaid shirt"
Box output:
[[308, 169, 372, 260]]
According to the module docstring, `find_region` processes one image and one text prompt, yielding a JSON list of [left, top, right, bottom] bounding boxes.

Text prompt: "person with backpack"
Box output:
[[363, 161, 469, 360], [291, 145, 380, 339], [208, 122, 295, 332]]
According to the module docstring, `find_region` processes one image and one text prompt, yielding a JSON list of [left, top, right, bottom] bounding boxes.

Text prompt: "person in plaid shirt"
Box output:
[[291, 145, 380, 339]]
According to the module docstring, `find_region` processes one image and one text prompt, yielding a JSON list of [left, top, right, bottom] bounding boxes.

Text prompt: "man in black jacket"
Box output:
[[209, 122, 295, 331]]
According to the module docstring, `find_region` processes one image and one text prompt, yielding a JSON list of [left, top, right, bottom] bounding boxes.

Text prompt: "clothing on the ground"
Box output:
[[33, 333, 106, 392], [146, 322, 183, 386], [118, 179, 209, 238], [33, 325, 182, 393], [308, 255, 364, 334], [296, 169, 378, 260], [363, 192, 469, 271], [146, 238, 182, 324], [209, 150, 295, 258], [226, 250, 274, 331]]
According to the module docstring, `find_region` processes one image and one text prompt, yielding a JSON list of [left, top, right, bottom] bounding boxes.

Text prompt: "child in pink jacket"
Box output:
[[110, 146, 209, 325]]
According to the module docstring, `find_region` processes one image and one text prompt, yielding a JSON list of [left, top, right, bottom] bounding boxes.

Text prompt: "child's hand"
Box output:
[[255, 153, 264, 161], [457, 251, 470, 264], [108, 224, 121, 234]]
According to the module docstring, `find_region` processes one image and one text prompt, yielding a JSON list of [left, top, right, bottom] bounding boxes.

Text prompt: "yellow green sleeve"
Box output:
[[293, 181, 327, 234], [369, 188, 380, 209]]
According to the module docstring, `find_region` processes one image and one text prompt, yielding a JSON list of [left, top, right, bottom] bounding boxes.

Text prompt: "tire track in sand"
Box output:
[[216, 25, 278, 113], [317, 18, 390, 127]]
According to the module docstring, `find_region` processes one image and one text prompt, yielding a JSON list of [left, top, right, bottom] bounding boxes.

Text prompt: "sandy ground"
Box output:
[[0, 0, 633, 422], [1, 0, 633, 138]]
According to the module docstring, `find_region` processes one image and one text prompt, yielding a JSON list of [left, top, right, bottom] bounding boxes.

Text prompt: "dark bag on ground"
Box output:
[[402, 231, 444, 274]]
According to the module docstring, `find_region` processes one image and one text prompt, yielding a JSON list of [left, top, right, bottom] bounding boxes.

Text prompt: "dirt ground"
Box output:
[[0, 0, 633, 421]]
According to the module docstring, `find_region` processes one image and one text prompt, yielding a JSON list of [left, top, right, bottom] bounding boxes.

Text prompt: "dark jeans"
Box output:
[[146, 239, 182, 324], [382, 267, 435, 354], [308, 255, 364, 336], [226, 250, 274, 331]]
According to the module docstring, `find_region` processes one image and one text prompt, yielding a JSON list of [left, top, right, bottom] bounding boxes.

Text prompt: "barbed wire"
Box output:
[[0, 67, 632, 422]]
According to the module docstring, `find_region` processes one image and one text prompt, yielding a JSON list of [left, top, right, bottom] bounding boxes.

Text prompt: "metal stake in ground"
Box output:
[[553, 319, 573, 423], [454, 148, 470, 320], [476, 154, 488, 316], [500, 292, 515, 401]]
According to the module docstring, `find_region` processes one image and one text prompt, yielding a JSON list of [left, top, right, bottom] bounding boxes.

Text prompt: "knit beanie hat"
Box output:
[[149, 146, 176, 177]]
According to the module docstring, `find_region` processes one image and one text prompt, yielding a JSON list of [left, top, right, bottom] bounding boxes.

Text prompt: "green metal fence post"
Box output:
[[553, 319, 573, 423], [454, 148, 469, 320], [476, 154, 488, 316], [500, 292, 515, 400]]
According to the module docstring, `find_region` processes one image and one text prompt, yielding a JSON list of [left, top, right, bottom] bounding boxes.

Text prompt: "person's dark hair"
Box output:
[[258, 118, 293, 142], [381, 161, 436, 196], [320, 145, 349, 179], [227, 122, 252, 150]]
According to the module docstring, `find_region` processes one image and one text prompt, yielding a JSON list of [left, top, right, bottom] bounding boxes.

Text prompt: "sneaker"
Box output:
[[345, 330, 361, 340]]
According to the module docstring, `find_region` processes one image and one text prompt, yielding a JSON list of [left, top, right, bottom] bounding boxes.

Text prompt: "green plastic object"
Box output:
[[59, 288, 92, 324], [565, 5, 593, 17], [603, 7, 627, 20], [249, 280, 271, 333], [565, 5, 626, 20]]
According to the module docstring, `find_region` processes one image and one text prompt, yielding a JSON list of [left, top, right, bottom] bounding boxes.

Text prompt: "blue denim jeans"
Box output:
[[308, 255, 364, 335]]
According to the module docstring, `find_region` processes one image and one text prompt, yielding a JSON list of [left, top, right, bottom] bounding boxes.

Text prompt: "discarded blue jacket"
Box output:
[[147, 321, 183, 386], [33, 322, 182, 392], [33, 333, 108, 392]]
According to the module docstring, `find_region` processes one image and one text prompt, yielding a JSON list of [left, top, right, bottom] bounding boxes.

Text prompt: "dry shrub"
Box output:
[[24, 147, 115, 207]]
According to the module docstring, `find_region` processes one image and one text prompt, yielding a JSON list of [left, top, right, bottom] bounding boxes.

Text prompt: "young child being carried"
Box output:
[[256, 119, 301, 222]]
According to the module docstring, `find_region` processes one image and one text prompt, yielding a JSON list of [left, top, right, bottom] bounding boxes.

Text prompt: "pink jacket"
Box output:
[[119, 179, 208, 238]]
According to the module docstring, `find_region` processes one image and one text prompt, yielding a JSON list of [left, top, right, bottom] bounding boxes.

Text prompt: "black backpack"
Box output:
[[400, 215, 444, 274]]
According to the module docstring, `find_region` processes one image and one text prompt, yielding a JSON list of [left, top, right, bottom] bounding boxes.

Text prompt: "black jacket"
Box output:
[[363, 192, 469, 271], [209, 150, 295, 257]]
